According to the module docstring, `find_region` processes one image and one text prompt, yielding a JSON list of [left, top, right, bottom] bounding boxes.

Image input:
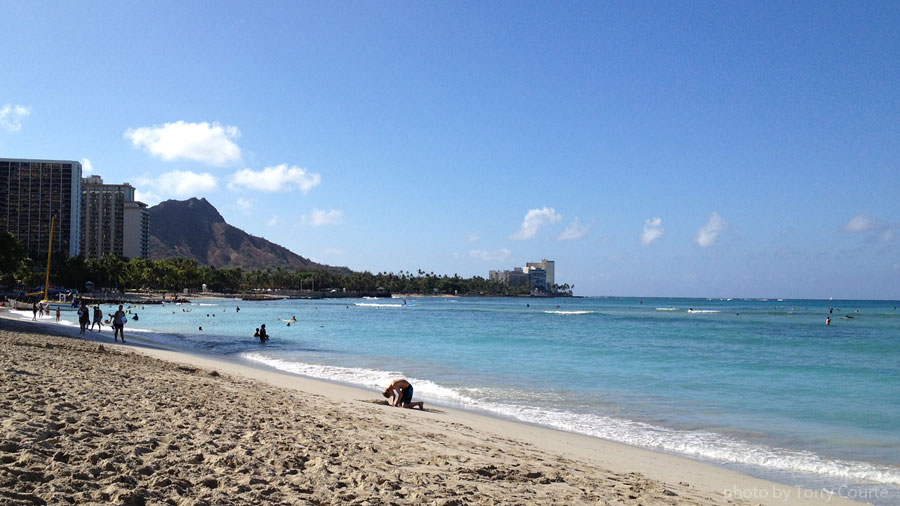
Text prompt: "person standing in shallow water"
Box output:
[[258, 324, 269, 343]]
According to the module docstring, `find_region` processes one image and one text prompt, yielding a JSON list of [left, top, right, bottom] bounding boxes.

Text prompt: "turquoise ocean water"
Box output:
[[41, 296, 900, 504]]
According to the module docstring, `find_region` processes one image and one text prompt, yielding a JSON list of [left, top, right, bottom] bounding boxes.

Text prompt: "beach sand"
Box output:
[[0, 315, 861, 505]]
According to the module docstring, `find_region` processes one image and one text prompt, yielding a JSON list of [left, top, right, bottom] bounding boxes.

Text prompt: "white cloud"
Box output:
[[841, 214, 896, 243], [509, 207, 562, 240], [133, 170, 218, 205], [469, 248, 513, 262], [81, 158, 94, 175], [558, 218, 588, 241], [696, 212, 726, 248], [229, 163, 321, 193], [133, 189, 162, 206], [157, 170, 218, 196], [301, 208, 343, 227], [0, 104, 31, 132], [124, 121, 242, 166], [267, 215, 279, 227], [236, 198, 252, 212], [841, 214, 878, 233], [466, 234, 481, 243], [641, 217, 664, 245]]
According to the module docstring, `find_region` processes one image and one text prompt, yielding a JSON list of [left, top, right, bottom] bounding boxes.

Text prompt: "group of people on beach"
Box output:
[[31, 302, 61, 322], [76, 303, 128, 342]]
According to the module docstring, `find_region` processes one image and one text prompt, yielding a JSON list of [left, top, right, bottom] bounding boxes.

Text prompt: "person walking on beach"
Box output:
[[383, 379, 424, 410], [32, 303, 38, 321], [91, 306, 103, 332], [55, 307, 61, 322], [77, 304, 90, 335], [110, 305, 127, 343]]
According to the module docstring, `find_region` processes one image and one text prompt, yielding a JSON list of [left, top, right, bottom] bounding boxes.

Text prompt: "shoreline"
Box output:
[[0, 310, 866, 505]]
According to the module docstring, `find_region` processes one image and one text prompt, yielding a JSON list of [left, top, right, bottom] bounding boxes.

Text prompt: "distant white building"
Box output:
[[491, 259, 555, 291], [525, 259, 554, 288]]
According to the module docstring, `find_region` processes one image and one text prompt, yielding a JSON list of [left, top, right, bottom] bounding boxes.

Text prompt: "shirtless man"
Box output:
[[382, 379, 424, 410]]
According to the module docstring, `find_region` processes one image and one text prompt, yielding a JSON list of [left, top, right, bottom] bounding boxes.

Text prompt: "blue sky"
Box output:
[[2, 1, 898, 299]]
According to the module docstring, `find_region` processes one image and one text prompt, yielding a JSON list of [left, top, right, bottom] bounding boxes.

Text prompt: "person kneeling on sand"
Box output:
[[383, 379, 424, 409]]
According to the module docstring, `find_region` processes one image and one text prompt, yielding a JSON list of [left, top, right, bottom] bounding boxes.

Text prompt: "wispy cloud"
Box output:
[[842, 214, 896, 243], [469, 248, 512, 262], [134, 170, 218, 205], [696, 212, 725, 248], [236, 198, 252, 212], [81, 158, 94, 175], [229, 163, 321, 193], [558, 218, 588, 241], [301, 208, 343, 227], [0, 104, 31, 132], [466, 234, 481, 243], [509, 207, 562, 240], [842, 214, 878, 233], [125, 121, 242, 166], [267, 215, 279, 227], [640, 217, 664, 245]]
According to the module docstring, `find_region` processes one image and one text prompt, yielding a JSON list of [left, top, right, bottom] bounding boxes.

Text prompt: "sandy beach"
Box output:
[[0, 314, 862, 506]]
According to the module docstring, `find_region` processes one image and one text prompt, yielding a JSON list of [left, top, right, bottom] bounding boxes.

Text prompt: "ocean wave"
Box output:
[[236, 354, 900, 487], [687, 309, 720, 314], [487, 404, 900, 487], [241, 354, 473, 403], [655, 307, 679, 311], [543, 310, 595, 315], [353, 303, 406, 308]]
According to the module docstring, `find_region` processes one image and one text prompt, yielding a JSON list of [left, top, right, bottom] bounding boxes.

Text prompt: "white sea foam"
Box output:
[[485, 403, 900, 487], [687, 309, 720, 314], [543, 310, 595, 315], [241, 354, 474, 404], [238, 353, 900, 487], [655, 307, 679, 311], [353, 303, 405, 308]]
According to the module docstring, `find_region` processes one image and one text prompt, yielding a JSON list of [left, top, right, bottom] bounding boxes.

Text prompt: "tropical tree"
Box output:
[[0, 232, 31, 289]]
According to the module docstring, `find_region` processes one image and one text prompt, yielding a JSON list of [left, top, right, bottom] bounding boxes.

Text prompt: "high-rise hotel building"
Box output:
[[0, 158, 83, 257], [81, 176, 150, 259]]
